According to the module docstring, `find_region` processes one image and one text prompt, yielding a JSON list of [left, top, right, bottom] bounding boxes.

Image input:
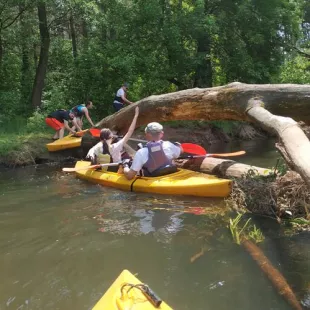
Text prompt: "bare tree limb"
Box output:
[[47, 8, 71, 30], [2, 2, 31, 30]]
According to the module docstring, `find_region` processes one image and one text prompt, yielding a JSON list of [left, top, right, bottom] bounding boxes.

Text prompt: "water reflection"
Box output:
[[0, 150, 309, 309]]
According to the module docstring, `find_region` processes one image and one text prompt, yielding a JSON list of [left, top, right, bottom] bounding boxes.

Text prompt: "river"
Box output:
[[1, 139, 310, 310]]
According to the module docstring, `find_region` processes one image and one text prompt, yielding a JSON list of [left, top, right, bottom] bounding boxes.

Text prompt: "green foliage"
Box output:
[[273, 158, 288, 176], [26, 110, 47, 133], [0, 0, 308, 127], [229, 213, 265, 245], [278, 55, 310, 84]]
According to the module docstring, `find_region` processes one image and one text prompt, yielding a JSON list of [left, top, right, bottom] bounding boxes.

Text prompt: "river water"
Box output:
[[1, 139, 310, 310]]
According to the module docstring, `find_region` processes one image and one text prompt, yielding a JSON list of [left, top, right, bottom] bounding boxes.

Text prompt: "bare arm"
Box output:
[[64, 120, 75, 134], [83, 108, 95, 127], [121, 107, 139, 144], [121, 94, 133, 105], [124, 167, 137, 180]]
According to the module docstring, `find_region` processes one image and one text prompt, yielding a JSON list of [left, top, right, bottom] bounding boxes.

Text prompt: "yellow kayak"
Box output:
[[46, 130, 89, 152], [75, 160, 231, 197], [92, 269, 173, 310]]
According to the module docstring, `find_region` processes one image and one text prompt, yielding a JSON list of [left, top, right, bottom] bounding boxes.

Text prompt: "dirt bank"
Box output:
[[0, 122, 268, 167], [0, 135, 79, 168]]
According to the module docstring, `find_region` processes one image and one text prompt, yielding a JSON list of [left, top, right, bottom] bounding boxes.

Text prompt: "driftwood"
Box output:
[[97, 82, 310, 188], [175, 157, 272, 178], [241, 239, 302, 310]]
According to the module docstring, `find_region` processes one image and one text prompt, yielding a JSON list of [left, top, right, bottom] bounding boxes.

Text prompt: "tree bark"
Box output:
[[69, 13, 77, 59], [97, 83, 310, 131], [193, 0, 212, 88], [0, 34, 2, 65], [19, 3, 31, 107], [31, 1, 50, 108], [241, 239, 302, 310], [246, 101, 310, 188], [194, 35, 212, 88], [175, 157, 272, 178], [96, 82, 310, 187]]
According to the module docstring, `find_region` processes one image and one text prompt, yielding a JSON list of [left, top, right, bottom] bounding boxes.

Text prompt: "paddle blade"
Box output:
[[207, 150, 246, 157], [181, 143, 207, 155], [62, 162, 120, 173], [62, 164, 100, 172], [89, 128, 101, 137]]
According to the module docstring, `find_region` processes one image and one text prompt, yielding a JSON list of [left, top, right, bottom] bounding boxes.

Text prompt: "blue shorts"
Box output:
[[113, 102, 124, 111]]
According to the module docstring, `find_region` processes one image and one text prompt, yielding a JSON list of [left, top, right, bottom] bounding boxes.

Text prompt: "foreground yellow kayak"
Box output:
[[92, 269, 173, 310], [75, 160, 231, 197]]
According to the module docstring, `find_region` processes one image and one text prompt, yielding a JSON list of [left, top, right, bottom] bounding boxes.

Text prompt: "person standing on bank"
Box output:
[[113, 82, 134, 112], [45, 109, 76, 140], [70, 99, 95, 131]]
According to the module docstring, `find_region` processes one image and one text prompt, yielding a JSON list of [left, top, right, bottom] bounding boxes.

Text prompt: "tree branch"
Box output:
[[47, 8, 71, 30], [167, 78, 186, 89], [2, 3, 31, 30], [294, 46, 310, 59]]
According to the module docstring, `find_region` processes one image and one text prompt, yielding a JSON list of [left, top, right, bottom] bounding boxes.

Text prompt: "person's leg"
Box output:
[[113, 102, 123, 112], [58, 127, 65, 139], [77, 117, 83, 130], [46, 118, 62, 140], [53, 130, 59, 140]]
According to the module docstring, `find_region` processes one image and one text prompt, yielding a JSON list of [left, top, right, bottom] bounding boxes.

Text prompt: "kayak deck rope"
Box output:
[[120, 283, 162, 308], [130, 177, 140, 192]]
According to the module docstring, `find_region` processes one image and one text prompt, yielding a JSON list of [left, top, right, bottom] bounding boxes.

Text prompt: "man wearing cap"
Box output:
[[113, 82, 134, 112], [123, 122, 183, 180]]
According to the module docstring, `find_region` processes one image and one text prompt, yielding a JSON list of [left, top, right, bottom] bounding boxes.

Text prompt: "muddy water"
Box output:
[[1, 140, 310, 310]]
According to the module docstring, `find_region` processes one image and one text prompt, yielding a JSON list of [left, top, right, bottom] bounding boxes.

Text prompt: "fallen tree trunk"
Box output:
[[175, 157, 272, 178], [246, 100, 310, 188], [97, 82, 310, 131], [97, 82, 310, 189]]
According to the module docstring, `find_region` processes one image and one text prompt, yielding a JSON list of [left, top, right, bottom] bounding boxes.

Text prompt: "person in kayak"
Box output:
[[70, 100, 95, 131], [123, 122, 183, 179], [86, 106, 139, 172], [45, 109, 76, 140], [113, 82, 134, 112]]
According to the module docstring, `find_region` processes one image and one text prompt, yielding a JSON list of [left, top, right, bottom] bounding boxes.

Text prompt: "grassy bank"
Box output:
[[0, 115, 53, 166], [0, 132, 52, 166]]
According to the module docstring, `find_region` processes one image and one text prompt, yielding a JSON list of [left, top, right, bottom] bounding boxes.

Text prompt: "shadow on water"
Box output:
[[0, 140, 309, 310]]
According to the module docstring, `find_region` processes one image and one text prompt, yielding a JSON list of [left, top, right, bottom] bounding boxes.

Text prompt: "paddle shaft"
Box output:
[[179, 151, 246, 159], [62, 162, 120, 172]]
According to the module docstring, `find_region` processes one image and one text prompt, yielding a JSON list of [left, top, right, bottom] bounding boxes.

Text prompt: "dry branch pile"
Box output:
[[227, 170, 310, 223]]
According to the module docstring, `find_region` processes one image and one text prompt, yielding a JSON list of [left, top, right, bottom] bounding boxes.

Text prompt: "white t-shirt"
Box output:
[[87, 139, 124, 163], [130, 141, 181, 172], [113, 88, 125, 103]]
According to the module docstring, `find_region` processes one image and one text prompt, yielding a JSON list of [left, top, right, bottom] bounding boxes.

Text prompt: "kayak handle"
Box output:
[[140, 284, 162, 308], [120, 283, 162, 308]]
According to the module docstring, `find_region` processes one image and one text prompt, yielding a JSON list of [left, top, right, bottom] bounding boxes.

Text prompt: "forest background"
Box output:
[[0, 0, 309, 150]]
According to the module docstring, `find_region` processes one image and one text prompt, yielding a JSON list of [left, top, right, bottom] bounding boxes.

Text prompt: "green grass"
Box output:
[[0, 116, 52, 162]]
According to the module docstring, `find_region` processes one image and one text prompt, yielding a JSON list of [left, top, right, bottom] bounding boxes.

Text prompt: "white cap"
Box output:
[[145, 122, 163, 133]]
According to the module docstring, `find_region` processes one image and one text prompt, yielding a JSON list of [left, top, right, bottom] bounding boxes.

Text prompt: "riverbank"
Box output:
[[0, 133, 78, 167], [0, 121, 270, 167]]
